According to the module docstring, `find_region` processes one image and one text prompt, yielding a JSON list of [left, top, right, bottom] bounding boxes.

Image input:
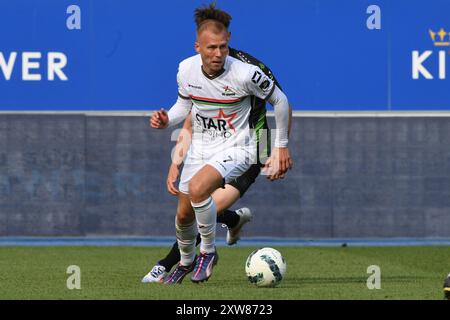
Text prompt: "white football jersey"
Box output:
[[177, 54, 275, 158]]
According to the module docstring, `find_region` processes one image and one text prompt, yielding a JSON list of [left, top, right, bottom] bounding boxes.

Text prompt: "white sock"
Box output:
[[191, 196, 217, 254], [175, 217, 197, 266]]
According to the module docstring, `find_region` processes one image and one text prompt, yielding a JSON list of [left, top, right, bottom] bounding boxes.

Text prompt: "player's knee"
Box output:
[[176, 210, 195, 225], [189, 180, 209, 203]]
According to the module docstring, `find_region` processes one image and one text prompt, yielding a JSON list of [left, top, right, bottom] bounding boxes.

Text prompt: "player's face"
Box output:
[[195, 29, 230, 76]]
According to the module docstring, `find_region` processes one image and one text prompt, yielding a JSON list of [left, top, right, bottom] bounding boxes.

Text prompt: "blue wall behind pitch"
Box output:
[[0, 0, 449, 111]]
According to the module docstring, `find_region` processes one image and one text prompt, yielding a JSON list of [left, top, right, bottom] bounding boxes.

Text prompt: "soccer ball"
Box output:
[[245, 247, 286, 287], [444, 273, 450, 300]]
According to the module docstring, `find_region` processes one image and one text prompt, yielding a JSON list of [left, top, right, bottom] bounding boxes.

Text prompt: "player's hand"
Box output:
[[263, 147, 293, 181], [150, 109, 169, 129], [166, 163, 180, 196]]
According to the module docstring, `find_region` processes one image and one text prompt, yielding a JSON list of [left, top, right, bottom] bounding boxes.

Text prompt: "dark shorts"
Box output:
[[227, 164, 261, 198]]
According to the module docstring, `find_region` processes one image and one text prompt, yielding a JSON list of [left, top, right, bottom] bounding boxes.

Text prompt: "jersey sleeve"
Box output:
[[229, 48, 283, 91], [244, 65, 276, 101], [176, 65, 190, 100]]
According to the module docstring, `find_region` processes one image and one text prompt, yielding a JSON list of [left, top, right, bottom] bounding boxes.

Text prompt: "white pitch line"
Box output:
[[1, 111, 450, 117]]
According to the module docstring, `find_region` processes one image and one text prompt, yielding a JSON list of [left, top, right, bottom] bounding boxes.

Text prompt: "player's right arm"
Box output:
[[150, 95, 192, 129], [150, 63, 192, 129], [166, 115, 192, 195]]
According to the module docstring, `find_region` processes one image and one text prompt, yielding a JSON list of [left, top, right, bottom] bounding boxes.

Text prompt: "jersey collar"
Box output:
[[201, 65, 226, 80]]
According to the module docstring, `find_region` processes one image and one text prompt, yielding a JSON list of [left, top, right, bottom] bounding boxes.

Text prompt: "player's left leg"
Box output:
[[143, 194, 196, 284], [163, 192, 198, 285]]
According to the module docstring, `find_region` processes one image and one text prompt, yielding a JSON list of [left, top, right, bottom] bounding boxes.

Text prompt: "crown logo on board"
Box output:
[[429, 28, 450, 47]]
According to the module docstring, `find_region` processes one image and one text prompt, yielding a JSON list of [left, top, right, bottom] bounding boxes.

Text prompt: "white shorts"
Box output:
[[179, 148, 254, 194]]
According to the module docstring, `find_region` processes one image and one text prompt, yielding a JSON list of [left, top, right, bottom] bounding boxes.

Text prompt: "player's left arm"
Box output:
[[266, 86, 293, 181], [245, 65, 293, 181], [230, 48, 283, 90], [233, 49, 293, 171]]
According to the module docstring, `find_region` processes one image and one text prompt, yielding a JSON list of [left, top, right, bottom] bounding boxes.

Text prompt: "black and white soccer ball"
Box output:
[[444, 273, 450, 300], [245, 247, 286, 287]]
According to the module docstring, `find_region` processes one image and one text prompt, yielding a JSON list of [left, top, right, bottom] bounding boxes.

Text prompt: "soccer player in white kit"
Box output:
[[151, 5, 292, 284]]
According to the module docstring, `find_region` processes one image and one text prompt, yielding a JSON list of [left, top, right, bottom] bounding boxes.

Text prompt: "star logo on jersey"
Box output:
[[213, 109, 237, 133], [222, 86, 236, 97]]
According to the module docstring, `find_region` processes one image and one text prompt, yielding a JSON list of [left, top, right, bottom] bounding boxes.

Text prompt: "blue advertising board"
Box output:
[[0, 0, 449, 111]]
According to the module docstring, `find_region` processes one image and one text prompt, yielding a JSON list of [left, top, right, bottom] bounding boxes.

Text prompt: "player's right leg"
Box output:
[[188, 165, 224, 283], [188, 147, 255, 283], [142, 185, 241, 283], [142, 163, 260, 283], [143, 162, 260, 283]]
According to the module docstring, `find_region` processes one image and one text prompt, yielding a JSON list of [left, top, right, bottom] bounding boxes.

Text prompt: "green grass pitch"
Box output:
[[0, 246, 448, 300]]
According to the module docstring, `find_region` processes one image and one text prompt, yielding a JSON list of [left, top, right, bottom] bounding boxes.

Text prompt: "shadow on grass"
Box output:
[[285, 275, 427, 285]]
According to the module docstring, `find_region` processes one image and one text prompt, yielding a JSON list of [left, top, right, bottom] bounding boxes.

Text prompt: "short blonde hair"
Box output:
[[194, 2, 232, 33]]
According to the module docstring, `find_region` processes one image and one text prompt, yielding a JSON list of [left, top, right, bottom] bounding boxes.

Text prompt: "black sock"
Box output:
[[158, 234, 202, 271], [158, 241, 180, 271], [217, 210, 240, 229]]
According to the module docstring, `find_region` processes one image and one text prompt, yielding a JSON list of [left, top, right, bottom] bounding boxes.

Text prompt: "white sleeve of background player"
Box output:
[[245, 65, 276, 100], [268, 86, 289, 148], [167, 96, 192, 128]]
